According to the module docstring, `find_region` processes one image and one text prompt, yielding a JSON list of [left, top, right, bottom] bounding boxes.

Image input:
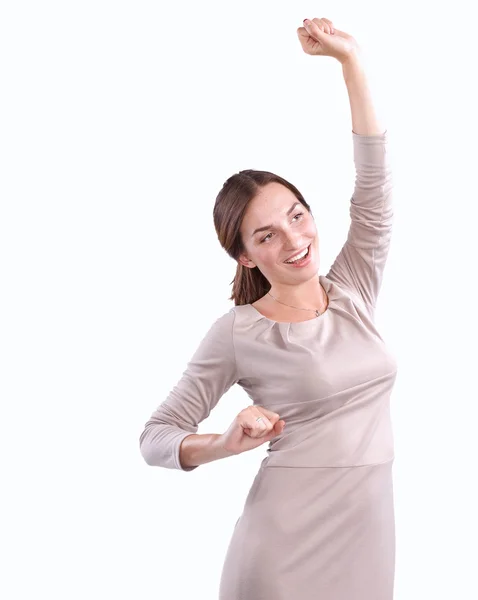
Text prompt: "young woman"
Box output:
[[140, 16, 397, 600]]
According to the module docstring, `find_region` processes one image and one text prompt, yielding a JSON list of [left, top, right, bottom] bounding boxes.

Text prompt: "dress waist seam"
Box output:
[[261, 456, 395, 470]]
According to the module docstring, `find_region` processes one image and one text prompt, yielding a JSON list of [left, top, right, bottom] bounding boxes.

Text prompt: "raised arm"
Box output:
[[139, 310, 239, 471], [297, 20, 393, 311], [326, 53, 393, 311]]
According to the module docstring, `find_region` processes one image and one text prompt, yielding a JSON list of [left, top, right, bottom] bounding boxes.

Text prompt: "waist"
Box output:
[[261, 400, 395, 468]]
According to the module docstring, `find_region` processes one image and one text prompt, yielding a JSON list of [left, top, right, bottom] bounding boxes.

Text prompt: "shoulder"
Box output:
[[190, 309, 237, 363], [203, 305, 256, 338], [203, 308, 236, 337], [321, 273, 376, 320], [230, 303, 265, 326]]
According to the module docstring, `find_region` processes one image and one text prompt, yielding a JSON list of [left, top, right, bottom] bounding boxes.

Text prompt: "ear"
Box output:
[[238, 253, 257, 269]]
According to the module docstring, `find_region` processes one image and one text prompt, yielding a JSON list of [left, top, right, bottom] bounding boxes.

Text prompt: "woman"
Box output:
[[139, 16, 397, 600]]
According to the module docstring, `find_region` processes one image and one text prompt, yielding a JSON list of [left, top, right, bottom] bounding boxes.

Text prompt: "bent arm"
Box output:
[[139, 310, 239, 471]]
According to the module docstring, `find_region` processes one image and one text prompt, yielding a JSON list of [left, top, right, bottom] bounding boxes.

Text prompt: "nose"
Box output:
[[283, 231, 304, 251]]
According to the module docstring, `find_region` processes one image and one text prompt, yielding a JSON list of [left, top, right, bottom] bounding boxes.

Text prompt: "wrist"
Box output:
[[179, 432, 234, 469], [213, 433, 237, 459], [340, 49, 363, 70]]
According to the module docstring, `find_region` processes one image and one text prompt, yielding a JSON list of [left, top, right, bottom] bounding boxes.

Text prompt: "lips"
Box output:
[[284, 244, 310, 263]]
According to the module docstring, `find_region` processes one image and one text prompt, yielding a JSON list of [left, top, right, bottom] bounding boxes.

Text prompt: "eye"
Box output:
[[260, 212, 305, 243]]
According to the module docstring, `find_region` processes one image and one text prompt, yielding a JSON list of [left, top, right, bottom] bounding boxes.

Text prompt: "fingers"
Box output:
[[305, 17, 335, 35], [240, 406, 282, 439], [257, 406, 281, 423], [296, 26, 309, 39], [250, 408, 273, 438], [319, 18, 335, 35]]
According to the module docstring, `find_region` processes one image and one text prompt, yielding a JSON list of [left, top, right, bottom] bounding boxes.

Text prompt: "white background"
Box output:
[[1, 1, 477, 599]]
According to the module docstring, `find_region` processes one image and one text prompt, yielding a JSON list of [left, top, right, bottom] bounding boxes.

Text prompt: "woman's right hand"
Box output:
[[218, 406, 286, 455]]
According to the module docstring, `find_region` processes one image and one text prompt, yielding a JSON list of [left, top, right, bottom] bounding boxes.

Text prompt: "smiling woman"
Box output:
[[140, 14, 397, 600], [212, 174, 324, 311]]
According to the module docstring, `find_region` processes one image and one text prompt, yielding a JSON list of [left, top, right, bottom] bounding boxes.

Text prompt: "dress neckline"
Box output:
[[246, 275, 332, 327]]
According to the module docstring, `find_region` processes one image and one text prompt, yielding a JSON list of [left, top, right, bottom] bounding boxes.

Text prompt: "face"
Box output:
[[238, 182, 319, 286]]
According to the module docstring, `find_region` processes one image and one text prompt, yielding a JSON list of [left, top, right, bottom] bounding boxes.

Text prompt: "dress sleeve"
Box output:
[[326, 130, 393, 311], [139, 309, 238, 471]]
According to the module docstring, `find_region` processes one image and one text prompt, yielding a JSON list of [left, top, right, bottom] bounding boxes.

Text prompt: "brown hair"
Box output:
[[213, 169, 313, 306]]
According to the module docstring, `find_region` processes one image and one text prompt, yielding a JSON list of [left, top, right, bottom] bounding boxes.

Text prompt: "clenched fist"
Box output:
[[297, 17, 360, 64], [219, 406, 285, 455]]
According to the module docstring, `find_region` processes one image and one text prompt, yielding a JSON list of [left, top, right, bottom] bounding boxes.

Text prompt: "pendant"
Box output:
[[315, 309, 320, 317]]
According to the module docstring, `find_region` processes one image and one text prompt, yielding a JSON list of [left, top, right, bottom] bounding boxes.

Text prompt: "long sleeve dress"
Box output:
[[139, 130, 398, 600]]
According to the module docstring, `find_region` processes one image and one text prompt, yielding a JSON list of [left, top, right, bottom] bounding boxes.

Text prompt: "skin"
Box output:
[[238, 182, 328, 317]]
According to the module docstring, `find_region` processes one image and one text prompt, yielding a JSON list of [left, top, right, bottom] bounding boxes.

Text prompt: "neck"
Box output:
[[268, 275, 328, 310]]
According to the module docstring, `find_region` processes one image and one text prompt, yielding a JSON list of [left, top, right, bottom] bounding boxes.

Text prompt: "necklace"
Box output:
[[267, 289, 327, 318]]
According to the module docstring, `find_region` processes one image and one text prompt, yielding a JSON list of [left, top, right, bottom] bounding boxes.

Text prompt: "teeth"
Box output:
[[285, 246, 308, 263]]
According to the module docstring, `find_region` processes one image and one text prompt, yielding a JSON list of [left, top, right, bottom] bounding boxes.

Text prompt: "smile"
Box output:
[[284, 244, 311, 266]]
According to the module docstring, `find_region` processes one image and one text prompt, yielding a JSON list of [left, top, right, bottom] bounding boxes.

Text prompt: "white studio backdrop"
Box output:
[[1, 1, 477, 599]]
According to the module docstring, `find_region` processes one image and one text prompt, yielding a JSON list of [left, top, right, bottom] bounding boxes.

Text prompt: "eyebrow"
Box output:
[[251, 201, 301, 237]]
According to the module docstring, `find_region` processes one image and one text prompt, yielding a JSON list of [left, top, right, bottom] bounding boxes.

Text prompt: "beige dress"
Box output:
[[139, 130, 398, 599]]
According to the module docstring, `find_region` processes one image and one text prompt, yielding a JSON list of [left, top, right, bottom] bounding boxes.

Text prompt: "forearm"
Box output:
[[179, 433, 235, 469], [342, 53, 383, 136]]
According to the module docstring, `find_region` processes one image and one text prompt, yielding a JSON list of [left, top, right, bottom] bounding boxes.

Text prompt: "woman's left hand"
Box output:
[[297, 17, 359, 64]]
